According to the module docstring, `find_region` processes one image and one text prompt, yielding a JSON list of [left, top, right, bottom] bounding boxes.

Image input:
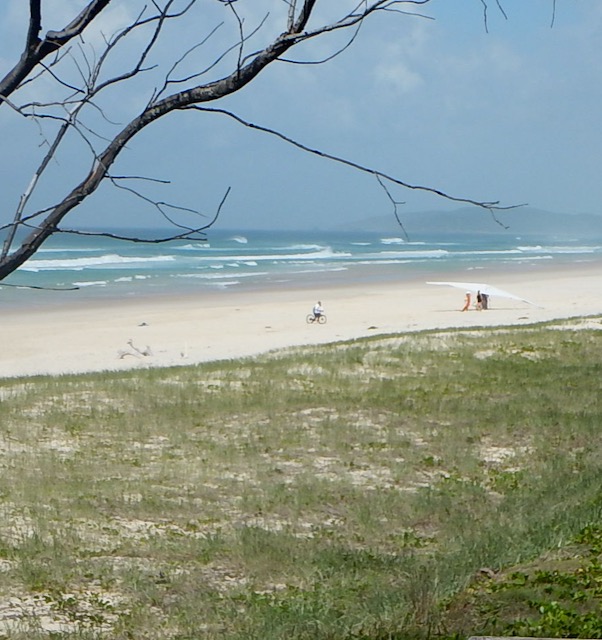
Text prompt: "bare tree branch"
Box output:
[[189, 106, 525, 211], [0, 0, 113, 106], [59, 186, 230, 244], [376, 174, 409, 240], [0, 0, 539, 285], [479, 0, 508, 33], [27, 0, 43, 51], [0, 1, 333, 279]]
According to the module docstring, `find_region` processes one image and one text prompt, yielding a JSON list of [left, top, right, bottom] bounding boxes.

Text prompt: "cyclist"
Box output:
[[312, 301, 324, 320]]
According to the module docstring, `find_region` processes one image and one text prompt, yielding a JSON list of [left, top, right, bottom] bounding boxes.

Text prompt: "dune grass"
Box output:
[[0, 317, 601, 638]]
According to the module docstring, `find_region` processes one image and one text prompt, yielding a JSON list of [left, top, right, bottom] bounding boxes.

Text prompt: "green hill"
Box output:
[[342, 207, 602, 237]]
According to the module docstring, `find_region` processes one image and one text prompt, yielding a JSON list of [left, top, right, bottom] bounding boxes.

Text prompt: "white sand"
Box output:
[[1, 263, 601, 378]]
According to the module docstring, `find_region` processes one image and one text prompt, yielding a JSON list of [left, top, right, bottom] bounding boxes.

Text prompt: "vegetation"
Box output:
[[0, 317, 601, 638]]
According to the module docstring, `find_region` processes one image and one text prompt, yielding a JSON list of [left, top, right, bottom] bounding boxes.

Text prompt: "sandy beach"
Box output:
[[1, 261, 601, 379]]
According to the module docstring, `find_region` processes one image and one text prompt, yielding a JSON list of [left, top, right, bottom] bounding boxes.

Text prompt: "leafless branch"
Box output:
[[280, 20, 363, 65], [0, 281, 80, 291], [151, 23, 225, 102], [224, 0, 246, 73], [287, 0, 297, 31], [58, 185, 231, 244], [189, 106, 523, 211], [0, 0, 539, 285], [479, 0, 508, 33], [151, 15, 271, 104], [375, 174, 408, 240], [18, 48, 80, 96], [93, 3, 182, 95], [108, 174, 212, 231], [487, 209, 510, 230], [1, 3, 202, 261], [495, 0, 508, 20], [110, 174, 172, 185], [1, 117, 72, 260], [0, 0, 113, 106]]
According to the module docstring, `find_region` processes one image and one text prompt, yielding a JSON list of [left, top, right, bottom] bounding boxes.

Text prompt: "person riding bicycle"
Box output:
[[312, 301, 324, 319]]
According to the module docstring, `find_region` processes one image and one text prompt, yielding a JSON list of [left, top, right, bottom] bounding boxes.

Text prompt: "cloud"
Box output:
[[374, 58, 424, 95], [2, 1, 602, 228]]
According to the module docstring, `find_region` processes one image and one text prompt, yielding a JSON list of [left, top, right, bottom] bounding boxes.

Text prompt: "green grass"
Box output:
[[0, 317, 601, 638]]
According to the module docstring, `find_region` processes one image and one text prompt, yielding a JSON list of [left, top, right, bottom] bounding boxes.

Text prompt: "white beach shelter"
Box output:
[[426, 281, 540, 307]]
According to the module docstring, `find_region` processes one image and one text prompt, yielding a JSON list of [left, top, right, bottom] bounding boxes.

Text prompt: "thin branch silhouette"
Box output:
[[0, 0, 538, 285], [189, 106, 525, 211]]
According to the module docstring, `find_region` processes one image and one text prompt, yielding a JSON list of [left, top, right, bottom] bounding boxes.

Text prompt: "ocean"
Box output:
[[2, 227, 602, 309]]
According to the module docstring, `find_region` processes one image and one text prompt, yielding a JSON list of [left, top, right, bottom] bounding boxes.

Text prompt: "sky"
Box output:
[[1, 0, 601, 232]]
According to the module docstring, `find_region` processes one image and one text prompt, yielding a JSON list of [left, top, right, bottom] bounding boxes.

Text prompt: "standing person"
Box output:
[[461, 291, 471, 312], [476, 291, 483, 311], [313, 301, 324, 319]]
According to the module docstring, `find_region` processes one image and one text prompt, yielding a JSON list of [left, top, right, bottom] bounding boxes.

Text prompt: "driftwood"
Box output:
[[118, 339, 153, 360]]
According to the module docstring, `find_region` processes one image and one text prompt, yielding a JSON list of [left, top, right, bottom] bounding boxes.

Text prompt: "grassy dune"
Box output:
[[0, 317, 601, 639]]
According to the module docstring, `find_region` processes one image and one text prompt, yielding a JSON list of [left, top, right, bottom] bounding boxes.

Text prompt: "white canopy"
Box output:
[[426, 281, 540, 307]]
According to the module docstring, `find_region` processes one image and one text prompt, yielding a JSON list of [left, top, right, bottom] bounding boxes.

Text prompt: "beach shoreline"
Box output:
[[1, 260, 601, 379]]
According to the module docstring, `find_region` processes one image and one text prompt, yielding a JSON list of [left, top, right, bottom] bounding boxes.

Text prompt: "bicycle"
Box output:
[[306, 313, 327, 324]]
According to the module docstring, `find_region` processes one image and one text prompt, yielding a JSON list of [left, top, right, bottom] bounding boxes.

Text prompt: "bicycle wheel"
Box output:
[[306, 314, 315, 324], [317, 314, 327, 324]]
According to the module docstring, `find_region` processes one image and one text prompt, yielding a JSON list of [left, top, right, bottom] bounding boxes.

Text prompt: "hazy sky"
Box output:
[[1, 1, 601, 231]]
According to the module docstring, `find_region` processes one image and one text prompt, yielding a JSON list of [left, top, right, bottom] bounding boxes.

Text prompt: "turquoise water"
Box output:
[[2, 228, 601, 308]]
